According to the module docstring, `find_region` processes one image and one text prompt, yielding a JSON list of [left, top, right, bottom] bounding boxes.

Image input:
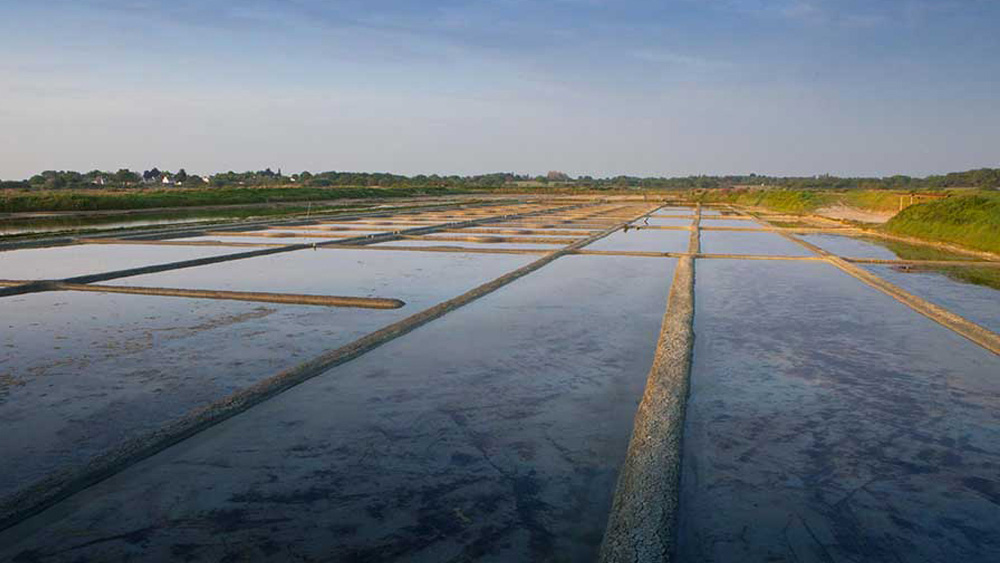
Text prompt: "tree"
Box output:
[[175, 169, 189, 184], [114, 169, 140, 185]]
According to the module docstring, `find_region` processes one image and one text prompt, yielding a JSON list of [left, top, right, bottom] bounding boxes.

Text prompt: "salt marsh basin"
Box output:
[[1, 197, 998, 562]]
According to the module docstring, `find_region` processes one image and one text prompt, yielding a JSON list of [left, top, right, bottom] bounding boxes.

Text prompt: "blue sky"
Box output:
[[1, 0, 998, 179]]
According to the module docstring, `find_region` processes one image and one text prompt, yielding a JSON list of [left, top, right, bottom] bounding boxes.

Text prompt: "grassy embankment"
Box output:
[[701, 188, 1000, 289], [696, 189, 905, 214], [0, 186, 469, 214], [870, 237, 1000, 290], [700, 188, 998, 254], [882, 192, 1000, 255]]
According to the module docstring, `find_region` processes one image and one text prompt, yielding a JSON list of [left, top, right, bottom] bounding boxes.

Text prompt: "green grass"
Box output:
[[699, 188, 946, 215], [698, 190, 836, 213], [865, 237, 971, 261], [862, 235, 1000, 289], [839, 191, 908, 212], [0, 186, 469, 213], [699, 187, 1000, 255], [935, 266, 1000, 291], [767, 220, 824, 228], [882, 192, 1000, 255]]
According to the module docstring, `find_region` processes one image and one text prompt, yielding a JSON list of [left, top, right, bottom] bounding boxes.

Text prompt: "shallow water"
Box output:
[[586, 228, 690, 253], [240, 229, 389, 238], [678, 259, 1000, 563], [0, 216, 231, 236], [0, 250, 535, 507], [0, 244, 243, 280], [798, 234, 902, 259], [419, 232, 585, 241], [699, 230, 814, 256], [645, 217, 693, 227], [373, 239, 564, 250], [862, 264, 1000, 333], [700, 218, 765, 229], [175, 235, 341, 245], [115, 249, 537, 298], [797, 234, 978, 262], [0, 255, 676, 562]]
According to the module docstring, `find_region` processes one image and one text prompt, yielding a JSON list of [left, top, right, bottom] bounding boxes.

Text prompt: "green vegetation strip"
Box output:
[[715, 190, 999, 258], [883, 193, 1000, 254], [697, 189, 907, 214], [0, 186, 470, 213], [845, 258, 1000, 268]]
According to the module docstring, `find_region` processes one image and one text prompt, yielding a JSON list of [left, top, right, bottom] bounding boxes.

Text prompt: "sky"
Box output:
[[1, 0, 999, 180]]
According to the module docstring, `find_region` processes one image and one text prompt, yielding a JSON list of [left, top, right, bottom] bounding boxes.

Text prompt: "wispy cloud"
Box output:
[[630, 49, 730, 70]]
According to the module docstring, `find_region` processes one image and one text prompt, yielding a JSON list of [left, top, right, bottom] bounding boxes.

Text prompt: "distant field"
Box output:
[[0, 186, 470, 213]]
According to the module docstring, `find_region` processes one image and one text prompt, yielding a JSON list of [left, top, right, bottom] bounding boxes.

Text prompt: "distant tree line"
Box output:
[[0, 168, 209, 190], [2, 167, 998, 191]]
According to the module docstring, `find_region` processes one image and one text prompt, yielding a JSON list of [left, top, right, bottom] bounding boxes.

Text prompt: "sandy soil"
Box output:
[[816, 205, 896, 224]]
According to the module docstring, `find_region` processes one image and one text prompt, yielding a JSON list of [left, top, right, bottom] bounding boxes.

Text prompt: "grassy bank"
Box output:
[[0, 186, 469, 213], [883, 193, 1000, 255], [868, 237, 1000, 290], [699, 188, 1000, 256], [695, 189, 920, 214]]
